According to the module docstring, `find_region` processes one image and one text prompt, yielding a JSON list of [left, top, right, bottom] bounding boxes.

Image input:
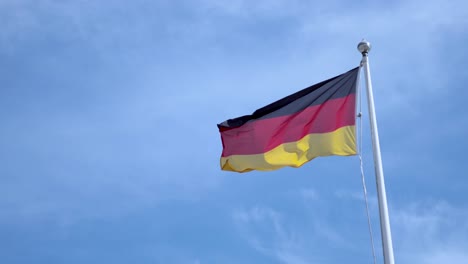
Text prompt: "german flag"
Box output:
[[217, 67, 359, 173]]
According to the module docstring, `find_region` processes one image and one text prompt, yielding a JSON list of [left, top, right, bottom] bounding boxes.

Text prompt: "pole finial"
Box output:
[[358, 39, 371, 55]]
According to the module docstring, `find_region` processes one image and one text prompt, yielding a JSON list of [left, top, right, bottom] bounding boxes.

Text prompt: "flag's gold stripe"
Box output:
[[220, 125, 356, 173]]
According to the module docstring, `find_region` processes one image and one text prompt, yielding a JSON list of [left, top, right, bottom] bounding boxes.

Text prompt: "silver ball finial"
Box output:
[[357, 39, 371, 55]]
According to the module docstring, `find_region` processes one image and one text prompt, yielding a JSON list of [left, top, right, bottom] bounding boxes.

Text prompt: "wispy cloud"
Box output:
[[393, 201, 468, 263], [299, 0, 468, 108], [233, 206, 317, 264], [299, 188, 319, 201], [232, 201, 468, 264]]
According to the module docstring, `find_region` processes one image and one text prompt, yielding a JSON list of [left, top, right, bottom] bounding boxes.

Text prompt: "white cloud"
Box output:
[[232, 199, 468, 264], [295, 0, 468, 115], [197, 0, 304, 17], [393, 201, 468, 263], [299, 188, 319, 201], [233, 206, 318, 264]]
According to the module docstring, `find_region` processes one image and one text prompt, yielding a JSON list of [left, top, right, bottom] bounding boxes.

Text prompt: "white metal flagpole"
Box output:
[[357, 40, 395, 264]]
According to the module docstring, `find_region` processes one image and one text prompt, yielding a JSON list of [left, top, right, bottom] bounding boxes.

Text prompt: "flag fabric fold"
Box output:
[[217, 67, 359, 173]]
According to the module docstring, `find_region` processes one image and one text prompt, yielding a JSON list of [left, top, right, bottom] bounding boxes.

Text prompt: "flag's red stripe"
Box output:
[[220, 94, 355, 156]]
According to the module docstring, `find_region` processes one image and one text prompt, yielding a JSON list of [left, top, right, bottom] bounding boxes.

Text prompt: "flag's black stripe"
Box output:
[[218, 67, 359, 129]]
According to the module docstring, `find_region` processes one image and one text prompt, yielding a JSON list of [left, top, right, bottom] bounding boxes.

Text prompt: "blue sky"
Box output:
[[1, 0, 468, 263]]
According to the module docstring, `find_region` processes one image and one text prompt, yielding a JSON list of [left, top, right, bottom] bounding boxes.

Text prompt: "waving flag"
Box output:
[[217, 67, 359, 173]]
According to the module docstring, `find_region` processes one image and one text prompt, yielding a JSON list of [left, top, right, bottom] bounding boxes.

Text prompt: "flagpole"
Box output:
[[357, 40, 395, 264]]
